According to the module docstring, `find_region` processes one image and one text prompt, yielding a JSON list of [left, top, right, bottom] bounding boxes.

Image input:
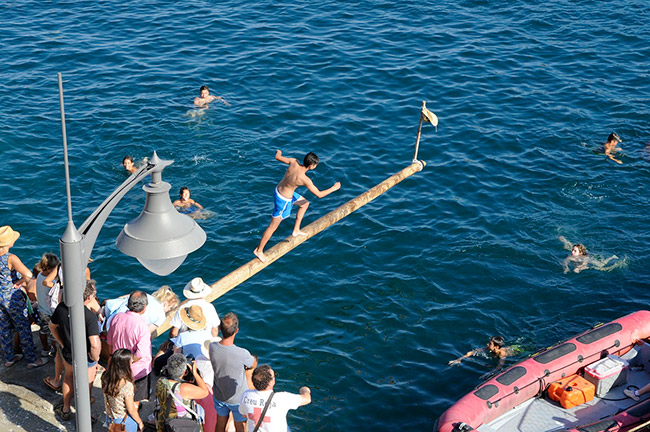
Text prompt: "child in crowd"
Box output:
[[31, 253, 60, 357]]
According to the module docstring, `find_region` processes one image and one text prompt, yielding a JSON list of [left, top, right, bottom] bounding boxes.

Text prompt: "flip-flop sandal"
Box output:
[[54, 405, 72, 421], [4, 354, 23, 367], [43, 377, 62, 392], [27, 359, 47, 369]]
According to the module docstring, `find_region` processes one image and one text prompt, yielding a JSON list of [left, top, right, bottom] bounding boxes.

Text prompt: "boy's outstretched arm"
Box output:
[[215, 96, 231, 106], [304, 177, 341, 199], [448, 350, 477, 366], [558, 236, 572, 251], [275, 150, 295, 164]]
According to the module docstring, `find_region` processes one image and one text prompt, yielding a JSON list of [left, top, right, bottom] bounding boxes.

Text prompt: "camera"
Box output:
[[182, 354, 198, 384]]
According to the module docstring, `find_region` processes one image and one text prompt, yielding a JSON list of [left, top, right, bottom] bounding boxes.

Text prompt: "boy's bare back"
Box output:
[[277, 160, 311, 198]]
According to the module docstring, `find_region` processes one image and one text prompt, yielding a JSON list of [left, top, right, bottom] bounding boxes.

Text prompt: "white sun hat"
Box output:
[[183, 277, 212, 299]]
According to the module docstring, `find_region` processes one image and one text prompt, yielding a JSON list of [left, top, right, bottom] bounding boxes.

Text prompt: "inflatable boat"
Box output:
[[435, 310, 650, 432]]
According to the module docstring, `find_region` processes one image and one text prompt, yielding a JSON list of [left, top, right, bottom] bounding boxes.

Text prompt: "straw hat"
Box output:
[[180, 305, 207, 331], [0, 226, 20, 247], [183, 277, 211, 299]]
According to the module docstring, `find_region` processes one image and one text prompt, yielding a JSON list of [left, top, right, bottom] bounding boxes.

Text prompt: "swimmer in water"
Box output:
[[603, 132, 623, 164], [449, 336, 518, 370], [173, 187, 203, 211], [193, 85, 230, 108], [122, 155, 138, 174], [253, 150, 341, 263], [559, 236, 618, 273]]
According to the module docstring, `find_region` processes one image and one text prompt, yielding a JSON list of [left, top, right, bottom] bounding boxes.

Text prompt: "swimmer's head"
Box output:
[[488, 336, 505, 350], [179, 186, 190, 200], [303, 152, 319, 169], [200, 85, 210, 98], [607, 132, 621, 143], [123, 155, 134, 171], [572, 244, 587, 256]]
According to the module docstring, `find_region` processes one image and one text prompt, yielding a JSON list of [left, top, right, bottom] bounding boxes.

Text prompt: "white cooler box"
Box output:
[[584, 354, 629, 397]]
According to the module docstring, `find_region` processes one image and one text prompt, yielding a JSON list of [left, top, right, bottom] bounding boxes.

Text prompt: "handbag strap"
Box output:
[[168, 382, 201, 420], [252, 391, 274, 432]]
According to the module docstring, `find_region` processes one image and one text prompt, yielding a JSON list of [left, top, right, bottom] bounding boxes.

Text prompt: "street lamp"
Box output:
[[57, 73, 206, 430], [116, 152, 207, 276]]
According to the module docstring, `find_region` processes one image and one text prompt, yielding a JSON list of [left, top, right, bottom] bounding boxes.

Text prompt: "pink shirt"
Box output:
[[107, 311, 152, 380]]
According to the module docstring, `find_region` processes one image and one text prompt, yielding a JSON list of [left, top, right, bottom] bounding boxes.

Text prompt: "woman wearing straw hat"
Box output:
[[0, 225, 44, 368], [171, 304, 220, 432]]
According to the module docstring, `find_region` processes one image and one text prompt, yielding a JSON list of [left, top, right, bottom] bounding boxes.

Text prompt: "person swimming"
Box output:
[[173, 187, 203, 215], [122, 155, 138, 174], [603, 132, 623, 164], [559, 236, 618, 273], [448, 336, 520, 370], [193, 85, 230, 108]]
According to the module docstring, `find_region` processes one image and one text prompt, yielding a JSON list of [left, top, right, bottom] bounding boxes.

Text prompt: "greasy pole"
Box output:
[[152, 159, 426, 338]]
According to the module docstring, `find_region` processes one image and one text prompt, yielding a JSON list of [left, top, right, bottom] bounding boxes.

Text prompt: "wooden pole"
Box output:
[[413, 101, 425, 162], [152, 160, 426, 338]]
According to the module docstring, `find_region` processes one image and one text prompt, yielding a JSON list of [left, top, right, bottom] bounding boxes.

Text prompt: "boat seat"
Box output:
[[621, 341, 650, 368]]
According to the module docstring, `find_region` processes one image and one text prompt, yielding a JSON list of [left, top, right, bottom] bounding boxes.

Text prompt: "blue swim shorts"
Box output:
[[272, 188, 302, 219], [213, 398, 246, 422]]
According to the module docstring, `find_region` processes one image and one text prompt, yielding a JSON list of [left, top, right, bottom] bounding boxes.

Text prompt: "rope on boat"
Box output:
[[152, 159, 427, 338]]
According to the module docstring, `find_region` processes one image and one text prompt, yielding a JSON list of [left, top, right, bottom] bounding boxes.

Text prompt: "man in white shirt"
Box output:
[[239, 365, 311, 432], [170, 277, 220, 338]]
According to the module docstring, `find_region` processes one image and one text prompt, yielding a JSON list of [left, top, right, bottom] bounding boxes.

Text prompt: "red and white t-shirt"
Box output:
[[239, 390, 302, 432]]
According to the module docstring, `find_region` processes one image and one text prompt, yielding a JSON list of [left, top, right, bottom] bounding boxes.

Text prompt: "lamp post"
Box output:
[[57, 73, 206, 430]]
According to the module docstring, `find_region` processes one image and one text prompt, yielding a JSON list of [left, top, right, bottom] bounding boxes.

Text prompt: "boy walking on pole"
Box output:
[[254, 150, 341, 263]]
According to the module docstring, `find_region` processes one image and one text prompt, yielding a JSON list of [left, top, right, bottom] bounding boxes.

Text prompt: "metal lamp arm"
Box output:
[[77, 161, 158, 265]]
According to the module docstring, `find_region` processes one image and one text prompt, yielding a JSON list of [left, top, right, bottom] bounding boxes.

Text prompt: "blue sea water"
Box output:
[[1, 0, 650, 429]]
